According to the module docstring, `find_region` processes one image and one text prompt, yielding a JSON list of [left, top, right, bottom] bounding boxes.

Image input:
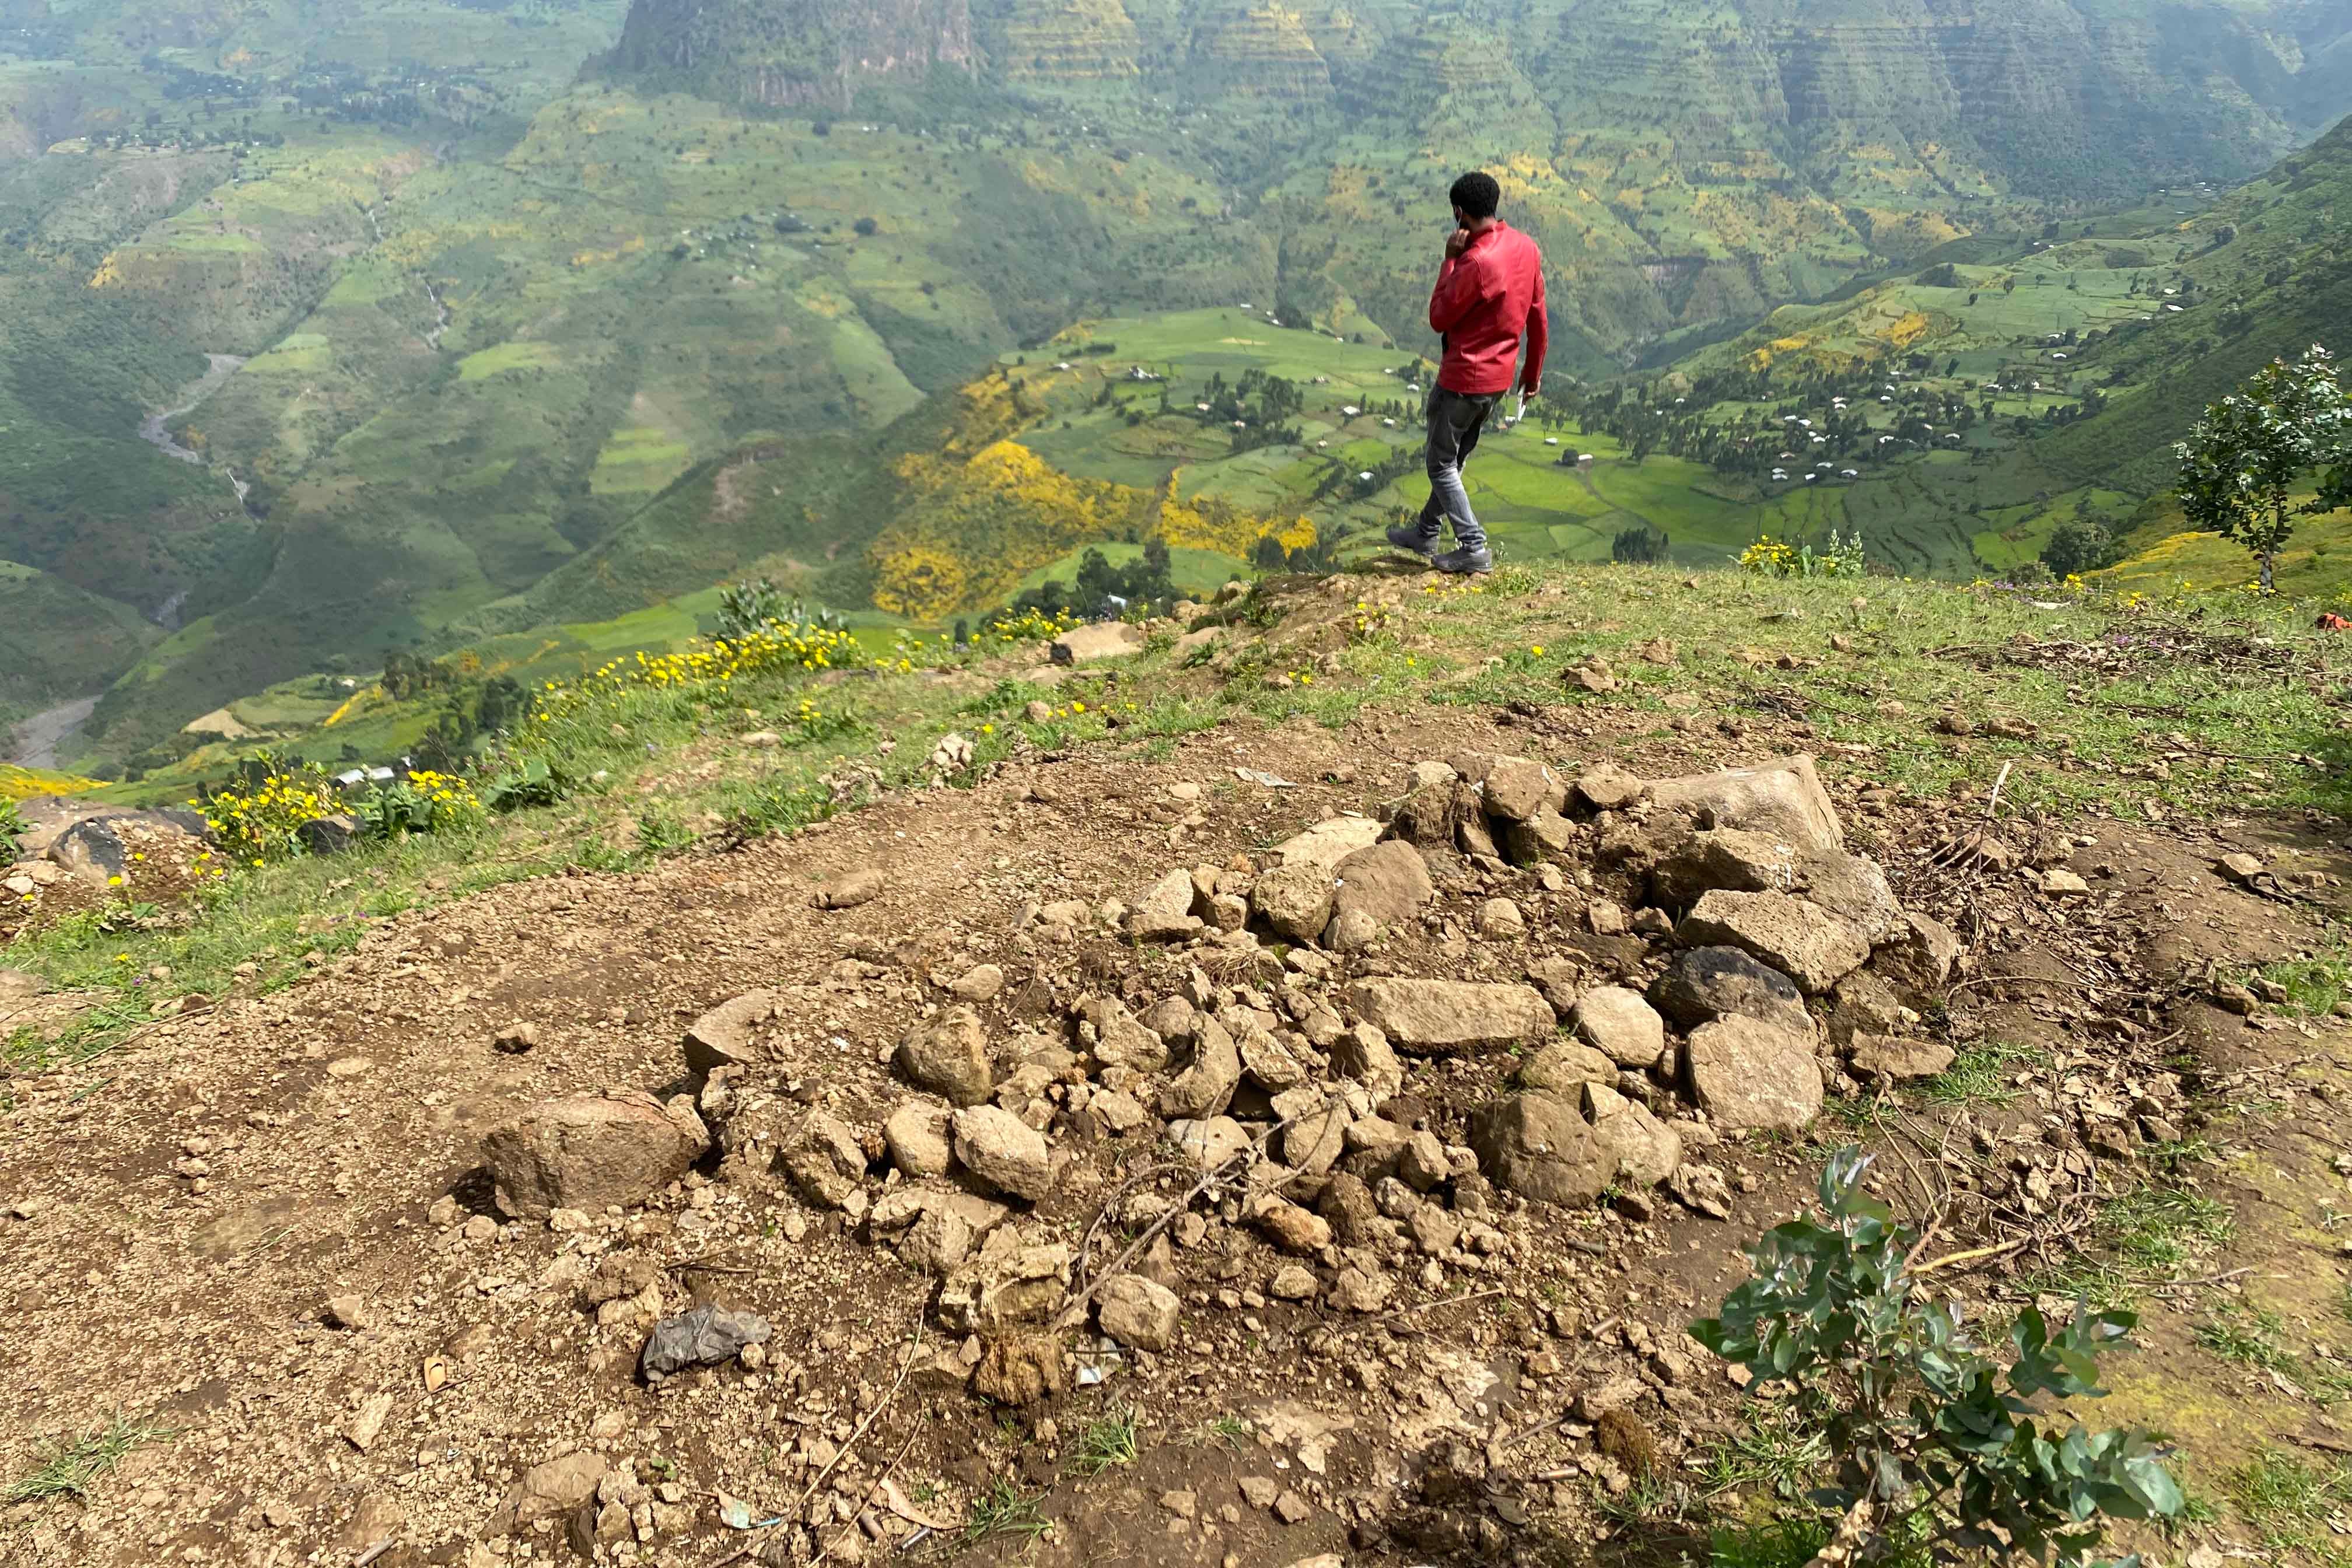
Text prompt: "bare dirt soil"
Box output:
[[5, 635, 2351, 1568]]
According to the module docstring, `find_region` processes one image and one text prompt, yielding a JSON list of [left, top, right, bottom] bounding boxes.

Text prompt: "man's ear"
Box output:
[[1452, 205, 1465, 226]]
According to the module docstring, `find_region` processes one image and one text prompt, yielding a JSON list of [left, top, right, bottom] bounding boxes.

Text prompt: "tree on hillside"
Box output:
[[2175, 346, 2352, 592]]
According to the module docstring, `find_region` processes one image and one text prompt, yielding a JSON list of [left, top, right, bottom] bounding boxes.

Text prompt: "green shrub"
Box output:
[[1692, 1149, 2183, 1567], [482, 758, 572, 814]]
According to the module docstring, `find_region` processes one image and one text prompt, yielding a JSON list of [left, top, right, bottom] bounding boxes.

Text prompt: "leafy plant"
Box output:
[[356, 771, 485, 839], [1739, 530, 1867, 580], [716, 578, 848, 641], [963, 1478, 1049, 1544], [2174, 345, 2352, 592], [0, 796, 24, 858], [481, 758, 570, 814], [1691, 1148, 2183, 1567], [1069, 1409, 1140, 1476]]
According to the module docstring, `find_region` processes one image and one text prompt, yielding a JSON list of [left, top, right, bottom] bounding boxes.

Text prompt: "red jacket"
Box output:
[[1429, 221, 1548, 397]]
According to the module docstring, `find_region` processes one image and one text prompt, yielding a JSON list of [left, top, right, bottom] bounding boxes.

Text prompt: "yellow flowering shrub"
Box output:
[[196, 762, 342, 864]]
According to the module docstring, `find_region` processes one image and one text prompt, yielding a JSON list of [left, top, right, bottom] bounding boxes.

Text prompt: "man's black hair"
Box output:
[[1450, 171, 1501, 220]]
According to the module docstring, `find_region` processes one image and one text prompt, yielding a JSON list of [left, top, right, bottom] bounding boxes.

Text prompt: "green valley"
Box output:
[[3, 0, 2351, 780]]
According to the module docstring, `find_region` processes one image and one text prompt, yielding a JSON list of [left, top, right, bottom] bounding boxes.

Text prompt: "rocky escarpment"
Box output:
[[604, 0, 979, 111]]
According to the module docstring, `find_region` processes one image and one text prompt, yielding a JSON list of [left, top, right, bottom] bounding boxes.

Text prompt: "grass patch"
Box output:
[[2194, 1301, 2298, 1371], [1184, 1413, 1252, 1450], [2022, 1184, 2234, 1308], [5, 1415, 173, 1503], [1915, 1040, 2037, 1104], [1709, 1517, 1832, 1568], [963, 1478, 1049, 1545], [2256, 949, 2352, 1017], [2227, 1450, 2352, 1564], [1067, 1409, 1140, 1477], [1699, 1409, 1833, 1500]]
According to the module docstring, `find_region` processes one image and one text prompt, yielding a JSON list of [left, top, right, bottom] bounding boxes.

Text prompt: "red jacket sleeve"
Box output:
[[1520, 262, 1549, 393], [1429, 254, 1489, 335]]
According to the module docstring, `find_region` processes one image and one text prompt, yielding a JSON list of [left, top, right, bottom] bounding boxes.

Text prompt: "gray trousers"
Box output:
[[1411, 386, 1497, 551]]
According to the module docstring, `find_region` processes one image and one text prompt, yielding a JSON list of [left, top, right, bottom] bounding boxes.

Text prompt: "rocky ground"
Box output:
[[6, 576, 2352, 1568]]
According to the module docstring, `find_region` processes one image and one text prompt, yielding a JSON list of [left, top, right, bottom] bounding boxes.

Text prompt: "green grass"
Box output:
[[962, 1478, 1050, 1545], [1916, 1040, 2038, 1104], [2227, 1451, 2352, 1565], [2022, 1185, 2235, 1308], [4, 1415, 173, 1504], [1699, 1409, 1833, 1500], [1067, 1409, 1140, 1477], [2193, 1302, 2298, 1371], [1183, 1414, 1252, 1450]]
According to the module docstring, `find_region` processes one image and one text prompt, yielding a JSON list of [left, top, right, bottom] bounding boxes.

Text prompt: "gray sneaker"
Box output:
[[1386, 522, 1440, 558], [1434, 544, 1493, 575]]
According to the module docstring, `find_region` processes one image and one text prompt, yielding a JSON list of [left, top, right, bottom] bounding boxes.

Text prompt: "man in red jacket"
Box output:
[[1389, 171, 1549, 574]]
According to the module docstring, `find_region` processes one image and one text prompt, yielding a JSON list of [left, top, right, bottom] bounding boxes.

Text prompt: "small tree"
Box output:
[[1692, 1150, 2182, 1567], [2174, 345, 2352, 592]]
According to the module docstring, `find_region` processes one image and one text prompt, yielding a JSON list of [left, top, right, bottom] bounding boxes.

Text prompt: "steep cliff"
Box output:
[[606, 0, 979, 111]]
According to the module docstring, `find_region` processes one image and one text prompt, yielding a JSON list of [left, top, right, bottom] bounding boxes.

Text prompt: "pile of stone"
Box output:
[[473, 751, 1964, 1406]]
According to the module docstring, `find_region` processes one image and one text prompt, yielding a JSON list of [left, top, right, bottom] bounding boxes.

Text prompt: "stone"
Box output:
[[1084, 998, 1171, 1073], [1665, 1163, 1733, 1220], [1803, 852, 1906, 944], [1649, 754, 1843, 856], [1328, 1025, 1403, 1097], [1476, 755, 1560, 821], [1273, 1489, 1313, 1525], [1168, 1115, 1252, 1170], [973, 1334, 1070, 1406], [1574, 762, 1647, 811], [1582, 1084, 1682, 1187], [1684, 1017, 1824, 1132], [1269, 1265, 1318, 1300], [1253, 862, 1336, 944], [1256, 1200, 1332, 1254], [1240, 1031, 1308, 1090], [639, 1304, 772, 1379], [342, 1393, 393, 1452], [1346, 978, 1555, 1054], [951, 1106, 1054, 1200], [1468, 1093, 1611, 1206], [884, 1102, 956, 1178], [1520, 1038, 1616, 1094], [1275, 1087, 1350, 1174], [1051, 622, 1146, 663], [1651, 946, 1814, 1037], [817, 867, 886, 909], [1161, 1018, 1242, 1119], [499, 1452, 608, 1531], [897, 1007, 995, 1107], [1328, 839, 1436, 932], [1499, 807, 1578, 864], [1327, 1266, 1392, 1314], [1269, 816, 1386, 875], [324, 1294, 373, 1331], [950, 964, 1006, 1002], [2217, 852, 2266, 884], [1475, 898, 1526, 938], [1410, 1203, 1461, 1255], [899, 1208, 974, 1275], [1876, 912, 1964, 999], [2042, 868, 2091, 896], [1096, 1273, 1181, 1352], [938, 1247, 1072, 1334], [1828, 970, 1906, 1046], [1570, 987, 1667, 1069], [1128, 869, 1205, 942], [43, 808, 212, 884], [684, 991, 777, 1074], [1648, 828, 1801, 907], [299, 815, 362, 857], [1847, 1033, 1956, 1082], [782, 1111, 868, 1209], [1678, 890, 1869, 993], [1396, 1131, 1449, 1191], [481, 1091, 709, 1220], [1325, 908, 1380, 953]]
